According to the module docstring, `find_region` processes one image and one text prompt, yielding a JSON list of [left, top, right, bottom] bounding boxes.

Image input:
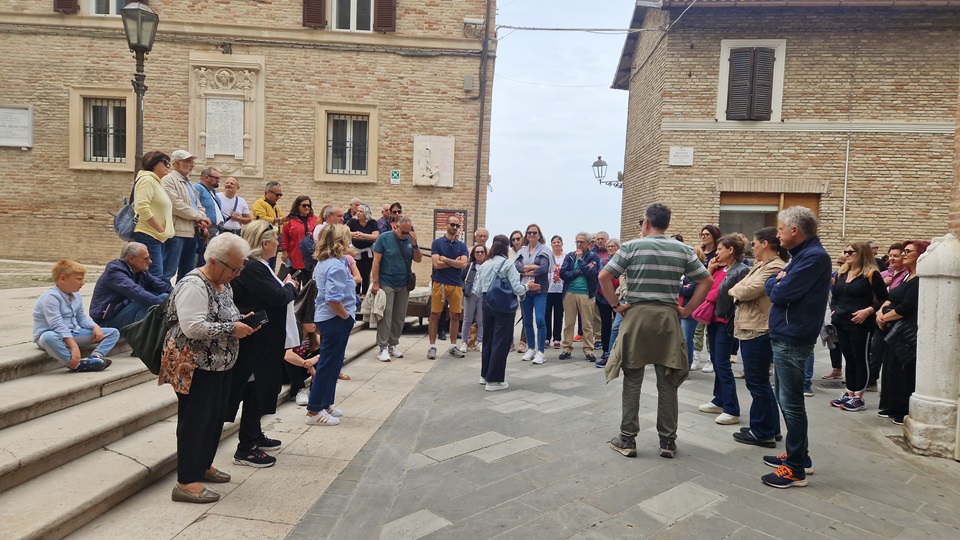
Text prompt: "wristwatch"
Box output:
[[412, 244, 419, 249]]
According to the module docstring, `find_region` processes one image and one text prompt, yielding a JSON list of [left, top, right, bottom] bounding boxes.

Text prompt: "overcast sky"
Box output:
[[484, 0, 633, 249]]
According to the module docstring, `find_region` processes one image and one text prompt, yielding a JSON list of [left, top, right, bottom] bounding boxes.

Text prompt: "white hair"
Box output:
[[205, 233, 251, 263], [778, 206, 819, 238], [119, 242, 145, 261]]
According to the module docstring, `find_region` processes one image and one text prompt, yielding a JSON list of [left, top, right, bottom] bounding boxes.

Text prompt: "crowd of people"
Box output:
[[27, 150, 926, 499]]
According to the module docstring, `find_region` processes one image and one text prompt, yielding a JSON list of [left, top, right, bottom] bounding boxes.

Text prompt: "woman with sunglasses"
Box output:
[[696, 225, 723, 373], [459, 244, 487, 352], [281, 196, 317, 273], [830, 242, 888, 412], [876, 240, 928, 425], [132, 151, 175, 280], [516, 224, 554, 365], [225, 221, 299, 466]]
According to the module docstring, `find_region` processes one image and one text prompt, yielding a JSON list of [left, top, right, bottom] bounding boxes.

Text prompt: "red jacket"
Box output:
[[282, 215, 317, 270]]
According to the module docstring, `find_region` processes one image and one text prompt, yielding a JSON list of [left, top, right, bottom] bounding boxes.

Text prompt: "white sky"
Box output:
[[484, 0, 633, 249]]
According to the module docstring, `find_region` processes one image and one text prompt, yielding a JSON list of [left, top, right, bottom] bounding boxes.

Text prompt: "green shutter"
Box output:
[[726, 48, 754, 121], [751, 48, 776, 121]]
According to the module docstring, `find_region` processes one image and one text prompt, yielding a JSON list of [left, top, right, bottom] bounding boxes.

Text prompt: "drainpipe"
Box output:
[[841, 134, 851, 238], [473, 0, 493, 234]]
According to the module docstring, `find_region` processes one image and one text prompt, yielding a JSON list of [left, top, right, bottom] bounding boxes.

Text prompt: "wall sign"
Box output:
[[433, 209, 468, 243], [0, 105, 33, 148], [669, 146, 694, 167]]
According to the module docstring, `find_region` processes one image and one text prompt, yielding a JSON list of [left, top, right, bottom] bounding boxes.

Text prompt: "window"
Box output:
[[69, 87, 135, 171], [334, 0, 373, 32], [716, 40, 786, 123], [327, 114, 369, 174], [719, 192, 821, 256], [83, 98, 126, 163], [92, 0, 125, 15]]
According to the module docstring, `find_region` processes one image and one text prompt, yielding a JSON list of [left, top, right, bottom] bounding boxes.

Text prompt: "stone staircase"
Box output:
[[0, 286, 377, 540]]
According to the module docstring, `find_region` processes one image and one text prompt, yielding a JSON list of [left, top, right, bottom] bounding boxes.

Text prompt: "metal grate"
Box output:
[[83, 98, 126, 163], [326, 114, 368, 175]]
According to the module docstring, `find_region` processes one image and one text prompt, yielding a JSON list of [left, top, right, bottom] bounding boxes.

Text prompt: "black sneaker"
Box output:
[[609, 435, 637, 458], [892, 417, 904, 425], [255, 434, 282, 452], [659, 438, 677, 459], [234, 448, 277, 468], [740, 427, 783, 441], [585, 354, 597, 362], [732, 430, 777, 448], [558, 352, 572, 360], [762, 452, 813, 474]]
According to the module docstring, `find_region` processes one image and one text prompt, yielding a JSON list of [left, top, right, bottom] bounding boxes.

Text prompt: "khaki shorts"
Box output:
[[431, 283, 464, 313]]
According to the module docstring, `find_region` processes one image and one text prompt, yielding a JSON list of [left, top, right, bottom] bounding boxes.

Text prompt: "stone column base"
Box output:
[[905, 392, 958, 460]]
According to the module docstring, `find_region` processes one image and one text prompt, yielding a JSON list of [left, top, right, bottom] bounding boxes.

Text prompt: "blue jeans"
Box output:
[[520, 293, 547, 352], [608, 312, 623, 352], [740, 334, 781, 440], [707, 322, 740, 416], [96, 296, 167, 330], [804, 353, 815, 392], [132, 232, 165, 280], [163, 235, 198, 282], [680, 316, 698, 367], [307, 316, 353, 412], [36, 327, 121, 365], [771, 339, 815, 477]]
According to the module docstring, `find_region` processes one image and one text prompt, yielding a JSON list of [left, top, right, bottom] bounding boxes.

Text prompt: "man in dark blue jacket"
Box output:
[[760, 207, 832, 489], [558, 232, 601, 361], [90, 242, 173, 329]]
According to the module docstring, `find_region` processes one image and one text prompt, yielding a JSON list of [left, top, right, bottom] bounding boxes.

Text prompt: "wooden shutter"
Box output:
[[726, 48, 754, 121], [53, 0, 79, 14], [303, 0, 327, 29], [726, 47, 776, 121], [373, 0, 397, 33]]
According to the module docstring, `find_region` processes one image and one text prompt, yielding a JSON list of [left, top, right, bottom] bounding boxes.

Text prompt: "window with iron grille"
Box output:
[[334, 0, 373, 32], [93, 0, 126, 15], [83, 98, 126, 163], [327, 114, 368, 175]]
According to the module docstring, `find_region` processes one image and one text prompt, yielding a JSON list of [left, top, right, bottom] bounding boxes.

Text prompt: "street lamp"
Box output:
[[121, 2, 159, 173], [593, 156, 623, 188]]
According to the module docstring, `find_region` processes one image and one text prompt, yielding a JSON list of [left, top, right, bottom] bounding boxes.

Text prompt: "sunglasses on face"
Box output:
[[269, 191, 282, 198], [475, 250, 486, 254], [526, 231, 538, 236], [392, 210, 403, 215], [843, 250, 855, 255], [511, 237, 522, 242], [300, 203, 311, 208], [450, 223, 462, 229]]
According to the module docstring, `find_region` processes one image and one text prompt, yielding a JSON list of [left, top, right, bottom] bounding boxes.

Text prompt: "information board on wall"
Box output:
[[433, 209, 468, 243], [0, 105, 33, 147]]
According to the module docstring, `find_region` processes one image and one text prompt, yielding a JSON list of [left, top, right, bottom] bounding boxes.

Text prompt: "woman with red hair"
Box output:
[[875, 240, 929, 425]]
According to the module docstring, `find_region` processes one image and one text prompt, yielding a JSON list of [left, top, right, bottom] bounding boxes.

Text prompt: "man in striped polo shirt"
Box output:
[[599, 203, 712, 459]]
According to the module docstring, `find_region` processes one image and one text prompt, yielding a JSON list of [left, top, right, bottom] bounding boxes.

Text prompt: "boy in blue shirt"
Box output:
[[33, 259, 120, 372]]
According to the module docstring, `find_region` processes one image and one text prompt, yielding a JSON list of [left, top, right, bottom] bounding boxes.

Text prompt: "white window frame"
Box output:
[[82, 97, 127, 163], [84, 0, 126, 16], [715, 39, 787, 123], [332, 0, 374, 33], [69, 87, 136, 171], [315, 103, 378, 184]]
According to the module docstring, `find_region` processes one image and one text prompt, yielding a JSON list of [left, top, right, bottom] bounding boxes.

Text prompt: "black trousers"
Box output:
[[830, 345, 843, 370], [237, 381, 263, 452], [597, 301, 614, 352], [356, 254, 373, 296], [838, 323, 873, 393], [545, 292, 564, 343], [878, 336, 915, 418], [176, 368, 231, 484], [481, 308, 514, 383]]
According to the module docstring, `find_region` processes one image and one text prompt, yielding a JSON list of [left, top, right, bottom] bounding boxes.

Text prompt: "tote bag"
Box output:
[[483, 260, 518, 314]]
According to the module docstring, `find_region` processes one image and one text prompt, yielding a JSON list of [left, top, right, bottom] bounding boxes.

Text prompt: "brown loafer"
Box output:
[[203, 469, 231, 483], [172, 484, 220, 504]]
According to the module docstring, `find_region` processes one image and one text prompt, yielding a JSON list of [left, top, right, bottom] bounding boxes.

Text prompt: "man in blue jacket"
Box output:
[[761, 206, 832, 489], [90, 242, 173, 329], [558, 232, 601, 361]]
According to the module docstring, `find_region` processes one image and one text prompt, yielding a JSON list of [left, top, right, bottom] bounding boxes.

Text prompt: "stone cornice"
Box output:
[[662, 0, 960, 7], [662, 120, 956, 133]]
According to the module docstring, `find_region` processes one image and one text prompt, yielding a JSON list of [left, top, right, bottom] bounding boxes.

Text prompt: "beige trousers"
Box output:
[[561, 292, 596, 354]]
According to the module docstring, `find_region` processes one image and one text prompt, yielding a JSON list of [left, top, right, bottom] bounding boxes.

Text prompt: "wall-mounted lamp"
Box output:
[[463, 17, 485, 38]]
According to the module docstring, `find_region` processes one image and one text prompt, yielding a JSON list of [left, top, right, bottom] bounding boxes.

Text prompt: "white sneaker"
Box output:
[[325, 407, 344, 418], [715, 413, 740, 425], [485, 381, 510, 392], [698, 403, 723, 414], [389, 345, 404, 358], [521, 349, 536, 361], [532, 351, 545, 365], [427, 346, 437, 359], [459, 341, 468, 353], [304, 410, 340, 426], [702, 362, 714, 373], [476, 342, 483, 353], [479, 377, 487, 385], [377, 347, 391, 362], [689, 358, 703, 371], [295, 387, 310, 406]]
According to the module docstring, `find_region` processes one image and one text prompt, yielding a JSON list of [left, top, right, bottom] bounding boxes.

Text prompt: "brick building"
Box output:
[[613, 0, 959, 256], [0, 0, 494, 263]]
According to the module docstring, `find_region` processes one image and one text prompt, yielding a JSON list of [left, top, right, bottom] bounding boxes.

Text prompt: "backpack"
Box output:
[[111, 181, 138, 242], [119, 295, 171, 375]]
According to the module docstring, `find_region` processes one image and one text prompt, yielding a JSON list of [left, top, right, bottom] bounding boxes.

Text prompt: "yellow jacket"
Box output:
[[132, 170, 175, 242], [251, 197, 283, 223]]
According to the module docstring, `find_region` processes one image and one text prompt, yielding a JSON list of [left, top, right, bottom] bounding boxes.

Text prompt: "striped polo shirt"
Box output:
[[604, 234, 709, 306]]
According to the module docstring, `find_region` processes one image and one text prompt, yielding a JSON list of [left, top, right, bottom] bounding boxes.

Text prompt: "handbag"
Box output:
[[884, 319, 918, 368], [484, 260, 519, 314], [294, 278, 318, 324], [391, 231, 416, 291], [111, 181, 138, 242], [691, 299, 716, 326], [119, 296, 171, 375]]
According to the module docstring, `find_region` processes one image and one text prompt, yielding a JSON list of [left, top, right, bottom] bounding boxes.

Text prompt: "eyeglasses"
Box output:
[[475, 250, 486, 254], [269, 191, 282, 198], [450, 223, 462, 229], [902, 249, 917, 254], [843, 250, 855, 255], [511, 237, 522, 242], [300, 203, 311, 208], [207, 174, 221, 180], [575, 240, 587, 244], [699, 232, 711, 237], [392, 210, 403, 215], [526, 231, 538, 236], [638, 219, 645, 228], [217, 259, 244, 275], [161, 160, 171, 167]]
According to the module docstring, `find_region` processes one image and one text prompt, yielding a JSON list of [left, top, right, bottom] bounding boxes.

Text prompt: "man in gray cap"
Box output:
[[161, 150, 211, 282]]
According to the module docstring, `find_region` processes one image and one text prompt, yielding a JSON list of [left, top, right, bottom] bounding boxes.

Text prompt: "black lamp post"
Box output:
[[593, 156, 623, 188], [121, 2, 159, 173]]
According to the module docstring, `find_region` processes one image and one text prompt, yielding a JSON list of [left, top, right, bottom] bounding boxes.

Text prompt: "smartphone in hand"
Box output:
[[240, 310, 269, 328]]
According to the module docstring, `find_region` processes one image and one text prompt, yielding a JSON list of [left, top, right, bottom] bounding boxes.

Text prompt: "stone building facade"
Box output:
[[613, 0, 959, 256], [0, 0, 494, 263]]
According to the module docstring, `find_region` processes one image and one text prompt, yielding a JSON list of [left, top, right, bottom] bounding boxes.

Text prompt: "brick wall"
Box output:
[[0, 0, 493, 263], [621, 7, 959, 255]]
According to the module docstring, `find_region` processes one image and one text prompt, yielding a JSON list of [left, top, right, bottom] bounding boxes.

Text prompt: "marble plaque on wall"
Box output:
[[413, 135, 455, 187], [205, 99, 244, 158], [0, 105, 32, 147]]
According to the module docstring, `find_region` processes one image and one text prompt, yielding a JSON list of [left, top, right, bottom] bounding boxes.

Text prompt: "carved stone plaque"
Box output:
[[0, 105, 32, 147], [413, 135, 455, 187], [205, 99, 244, 159]]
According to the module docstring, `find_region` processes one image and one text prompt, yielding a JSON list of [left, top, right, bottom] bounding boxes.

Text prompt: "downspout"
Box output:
[[842, 135, 850, 238], [473, 0, 493, 234]]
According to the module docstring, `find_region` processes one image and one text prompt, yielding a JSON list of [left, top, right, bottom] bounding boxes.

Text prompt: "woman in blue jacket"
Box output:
[[515, 224, 553, 365]]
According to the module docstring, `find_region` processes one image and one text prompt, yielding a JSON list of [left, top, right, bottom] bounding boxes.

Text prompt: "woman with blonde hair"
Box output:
[[829, 242, 888, 412], [305, 224, 357, 426]]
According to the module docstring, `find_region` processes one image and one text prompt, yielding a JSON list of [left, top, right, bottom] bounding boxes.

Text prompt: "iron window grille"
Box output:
[[83, 97, 127, 163], [327, 113, 369, 175]]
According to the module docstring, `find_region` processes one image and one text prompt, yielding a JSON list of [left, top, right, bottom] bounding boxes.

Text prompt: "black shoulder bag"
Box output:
[[392, 232, 417, 291]]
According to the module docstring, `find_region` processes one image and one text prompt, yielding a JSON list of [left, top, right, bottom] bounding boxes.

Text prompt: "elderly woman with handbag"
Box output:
[[160, 233, 257, 504]]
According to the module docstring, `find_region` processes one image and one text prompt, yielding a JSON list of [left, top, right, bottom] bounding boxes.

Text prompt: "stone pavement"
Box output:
[[287, 341, 960, 540]]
